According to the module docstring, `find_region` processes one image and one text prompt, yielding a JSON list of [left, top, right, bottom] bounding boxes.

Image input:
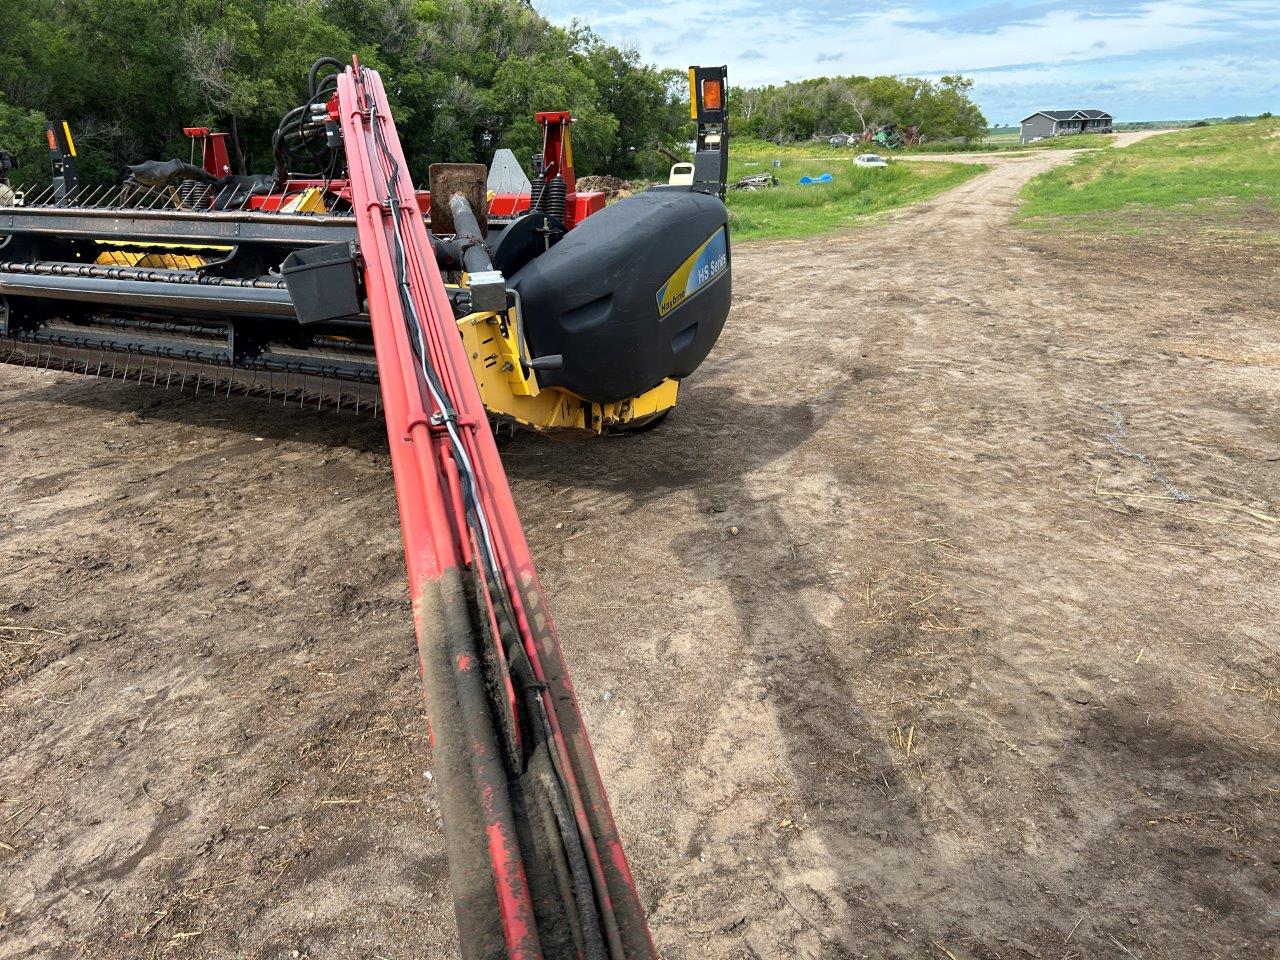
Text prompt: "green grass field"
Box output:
[[1017, 119, 1280, 232], [727, 140, 986, 242]]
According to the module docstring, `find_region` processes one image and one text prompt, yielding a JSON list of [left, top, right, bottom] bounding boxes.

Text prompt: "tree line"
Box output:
[[0, 1, 990, 186], [0, 0, 688, 184], [731, 75, 987, 144]]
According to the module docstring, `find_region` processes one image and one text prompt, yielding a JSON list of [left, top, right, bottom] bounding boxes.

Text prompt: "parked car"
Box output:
[[854, 153, 888, 168]]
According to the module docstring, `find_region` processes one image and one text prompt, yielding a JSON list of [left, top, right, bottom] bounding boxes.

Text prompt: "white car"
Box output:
[[854, 153, 888, 168]]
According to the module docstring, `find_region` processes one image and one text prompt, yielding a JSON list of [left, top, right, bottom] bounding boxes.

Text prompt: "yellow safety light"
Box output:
[[688, 68, 698, 119], [62, 121, 77, 157]]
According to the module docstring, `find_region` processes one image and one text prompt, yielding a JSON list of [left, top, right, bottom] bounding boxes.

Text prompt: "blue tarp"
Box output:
[[798, 173, 833, 185]]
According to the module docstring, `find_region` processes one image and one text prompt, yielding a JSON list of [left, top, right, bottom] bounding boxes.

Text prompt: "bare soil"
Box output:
[[2, 140, 1278, 960]]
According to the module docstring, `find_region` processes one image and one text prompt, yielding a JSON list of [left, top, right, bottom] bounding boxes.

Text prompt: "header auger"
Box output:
[[0, 59, 732, 957]]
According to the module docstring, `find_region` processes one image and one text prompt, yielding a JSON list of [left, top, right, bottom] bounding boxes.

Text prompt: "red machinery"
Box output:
[[183, 127, 234, 179], [177, 110, 604, 229], [487, 112, 604, 228], [0, 58, 736, 956], [338, 63, 656, 958]]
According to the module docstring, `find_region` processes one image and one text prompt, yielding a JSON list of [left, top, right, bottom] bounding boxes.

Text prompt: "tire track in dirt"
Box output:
[[515, 137, 1278, 959]]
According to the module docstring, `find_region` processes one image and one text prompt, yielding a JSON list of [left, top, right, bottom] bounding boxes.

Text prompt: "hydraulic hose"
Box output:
[[443, 193, 496, 276], [308, 57, 345, 99]]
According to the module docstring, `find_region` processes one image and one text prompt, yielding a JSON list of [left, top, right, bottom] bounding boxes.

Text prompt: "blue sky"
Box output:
[[533, 1, 1280, 123]]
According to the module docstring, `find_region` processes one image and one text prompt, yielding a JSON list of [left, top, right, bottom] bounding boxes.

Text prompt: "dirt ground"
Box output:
[[2, 137, 1278, 960]]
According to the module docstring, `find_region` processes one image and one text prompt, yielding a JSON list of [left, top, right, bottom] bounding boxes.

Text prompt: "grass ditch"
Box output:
[[727, 140, 986, 242], [1017, 119, 1280, 234]]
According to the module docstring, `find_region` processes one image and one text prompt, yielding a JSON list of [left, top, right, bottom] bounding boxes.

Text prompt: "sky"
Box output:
[[533, 0, 1280, 124]]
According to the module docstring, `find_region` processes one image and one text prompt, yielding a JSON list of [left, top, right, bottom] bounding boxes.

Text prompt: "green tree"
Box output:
[[0, 0, 690, 185], [730, 73, 987, 145], [582, 41, 685, 176], [0, 95, 48, 172]]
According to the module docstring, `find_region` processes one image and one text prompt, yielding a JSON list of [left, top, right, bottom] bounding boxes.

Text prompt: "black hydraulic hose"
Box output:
[[308, 57, 345, 99], [273, 59, 345, 184], [445, 194, 496, 275]]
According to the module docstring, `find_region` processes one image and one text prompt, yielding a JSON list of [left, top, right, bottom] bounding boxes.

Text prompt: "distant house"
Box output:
[[1020, 110, 1113, 144]]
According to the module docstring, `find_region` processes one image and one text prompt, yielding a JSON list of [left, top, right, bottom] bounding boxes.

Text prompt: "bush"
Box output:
[[0, 95, 48, 171], [0, 0, 687, 185], [732, 74, 986, 145]]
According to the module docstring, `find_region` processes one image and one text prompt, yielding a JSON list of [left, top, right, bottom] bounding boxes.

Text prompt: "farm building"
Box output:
[[1020, 109, 1113, 143]]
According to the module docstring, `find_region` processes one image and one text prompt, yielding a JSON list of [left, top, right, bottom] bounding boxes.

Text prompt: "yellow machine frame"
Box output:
[[453, 281, 678, 435]]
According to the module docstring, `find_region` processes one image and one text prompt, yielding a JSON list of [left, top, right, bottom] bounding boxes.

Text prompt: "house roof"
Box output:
[[1021, 109, 1113, 123]]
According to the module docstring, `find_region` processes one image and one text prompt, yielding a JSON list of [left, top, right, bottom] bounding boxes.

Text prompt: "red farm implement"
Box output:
[[0, 59, 733, 958]]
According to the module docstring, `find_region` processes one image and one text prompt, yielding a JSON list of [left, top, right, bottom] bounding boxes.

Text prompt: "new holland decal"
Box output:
[[656, 226, 727, 318]]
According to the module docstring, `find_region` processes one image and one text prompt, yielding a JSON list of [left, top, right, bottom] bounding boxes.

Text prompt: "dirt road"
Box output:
[[2, 139, 1277, 959]]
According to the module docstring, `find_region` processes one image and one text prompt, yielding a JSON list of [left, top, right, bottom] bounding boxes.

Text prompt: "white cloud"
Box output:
[[535, 0, 1280, 120]]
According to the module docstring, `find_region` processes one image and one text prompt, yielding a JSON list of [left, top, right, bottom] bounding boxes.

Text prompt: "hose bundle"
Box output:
[[271, 57, 347, 185]]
